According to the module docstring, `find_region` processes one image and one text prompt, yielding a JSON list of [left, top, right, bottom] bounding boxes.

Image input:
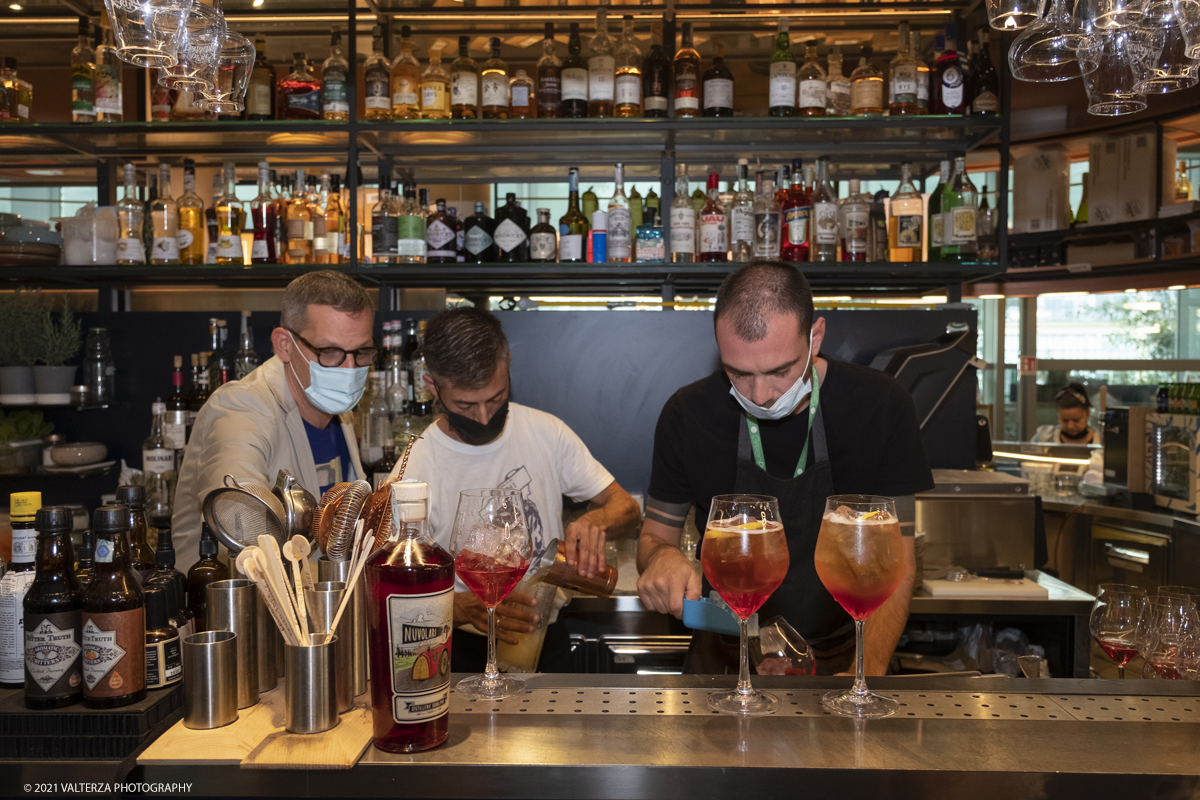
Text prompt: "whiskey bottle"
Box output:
[[312, 175, 329, 264], [371, 175, 397, 265], [391, 25, 421, 120], [397, 183, 427, 263], [464, 201, 496, 263], [280, 52, 321, 120], [481, 38, 510, 119], [420, 48, 450, 120], [494, 193, 530, 262], [23, 505, 83, 709], [889, 22, 919, 116], [561, 23, 588, 119], [536, 23, 561, 118], [849, 46, 883, 117], [71, 18, 95, 123], [321, 30, 350, 121], [284, 169, 312, 264], [826, 48, 850, 116], [530, 208, 558, 263], [672, 23, 700, 118], [245, 34, 275, 121], [425, 198, 457, 263], [702, 44, 733, 117], [116, 163, 146, 265], [325, 174, 346, 264], [94, 28, 123, 122], [614, 15, 642, 118], [607, 163, 632, 263], [797, 45, 826, 117], [587, 9, 615, 118], [558, 168, 588, 263], [364, 26, 391, 120], [641, 23, 670, 118], [450, 36, 478, 119], [510, 69, 533, 118], [768, 19, 796, 117], [0, 492, 39, 688], [970, 30, 999, 116], [215, 163, 243, 265]]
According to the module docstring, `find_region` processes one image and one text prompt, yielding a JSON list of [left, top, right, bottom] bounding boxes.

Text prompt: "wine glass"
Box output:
[[700, 494, 788, 716], [1090, 583, 1149, 678], [1081, 28, 1149, 115], [158, 2, 226, 92], [1139, 595, 1197, 678], [449, 488, 531, 701], [1010, 0, 1099, 82], [103, 0, 195, 68], [814, 495, 907, 719]]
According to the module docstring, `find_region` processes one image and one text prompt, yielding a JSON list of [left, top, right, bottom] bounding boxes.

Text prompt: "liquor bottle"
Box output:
[[769, 19, 796, 117], [71, 18, 95, 123], [558, 168, 588, 263], [971, 31, 999, 116], [81, 504, 146, 709], [23, 505, 83, 709], [481, 37, 510, 119], [582, 185, 598, 220], [635, 207, 664, 263], [810, 157, 838, 262], [369, 442, 399, 492], [371, 175, 397, 265], [280, 52, 321, 120], [425, 198, 456, 263], [698, 173, 728, 263], [116, 164, 146, 265], [366, 481, 453, 753], [204, 173, 221, 263], [94, 29, 122, 122], [888, 161, 923, 262], [630, 186, 643, 232], [312, 174, 330, 264], [162, 356, 190, 464], [464, 202, 496, 263], [322, 30, 350, 121], [797, 44, 826, 117], [235, 311, 259, 379], [562, 23, 588, 119], [326, 174, 346, 264], [149, 164, 180, 265], [1, 492, 40, 688], [781, 159, 811, 262], [1177, 162, 1194, 202], [177, 160, 205, 265], [753, 178, 782, 259], [364, 26, 391, 120], [850, 46, 883, 116], [775, 163, 791, 206], [250, 162, 276, 264], [931, 26, 965, 115], [142, 586, 181, 691], [607, 163, 632, 263], [942, 156, 978, 262], [839, 179, 870, 262], [586, 9, 616, 118], [826, 47, 851, 116], [673, 23, 701, 118], [536, 23, 562, 118], [391, 26, 421, 120], [147, 527, 191, 636], [142, 402, 175, 531], [141, 171, 156, 265], [115, 485, 157, 583], [451, 207, 465, 263], [189, 353, 210, 424], [246, 34, 275, 121], [530, 208, 558, 262], [451, 36, 479, 119], [185, 525, 228, 633], [76, 528, 95, 589], [207, 317, 235, 391], [669, 164, 695, 263], [928, 159, 950, 260], [702, 44, 734, 117], [398, 183, 427, 263], [613, 16, 642, 118], [215, 163, 243, 265], [964, 38, 979, 106], [420, 48, 450, 120], [642, 23, 670, 118], [494, 192, 530, 262], [510, 69, 533, 118], [280, 169, 308, 264], [889, 22, 919, 116], [914, 31, 930, 114]]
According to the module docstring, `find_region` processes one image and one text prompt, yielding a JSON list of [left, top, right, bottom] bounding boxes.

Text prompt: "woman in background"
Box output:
[[1032, 382, 1096, 444]]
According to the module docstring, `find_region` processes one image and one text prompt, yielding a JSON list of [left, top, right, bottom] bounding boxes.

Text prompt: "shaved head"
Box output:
[[713, 262, 814, 342]]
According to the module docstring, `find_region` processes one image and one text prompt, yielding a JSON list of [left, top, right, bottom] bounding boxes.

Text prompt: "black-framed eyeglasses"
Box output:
[[288, 329, 380, 368]]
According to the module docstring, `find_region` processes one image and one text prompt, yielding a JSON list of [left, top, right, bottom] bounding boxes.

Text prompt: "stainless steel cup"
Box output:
[[305, 581, 351, 713], [319, 557, 366, 697], [256, 593, 279, 693], [182, 631, 239, 729], [284, 633, 338, 735], [207, 578, 259, 709]]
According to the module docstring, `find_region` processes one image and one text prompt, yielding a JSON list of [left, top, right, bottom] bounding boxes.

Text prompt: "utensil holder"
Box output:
[[319, 557, 367, 697], [182, 630, 239, 730], [284, 633, 338, 735], [305, 581, 352, 713], [207, 578, 259, 709]]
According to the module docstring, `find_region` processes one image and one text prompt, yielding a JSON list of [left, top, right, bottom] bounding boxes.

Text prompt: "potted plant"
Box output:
[[0, 292, 40, 405], [32, 294, 83, 405], [0, 409, 53, 474]]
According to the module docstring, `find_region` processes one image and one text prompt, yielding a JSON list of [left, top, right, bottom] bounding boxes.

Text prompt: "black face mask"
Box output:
[[445, 401, 510, 445]]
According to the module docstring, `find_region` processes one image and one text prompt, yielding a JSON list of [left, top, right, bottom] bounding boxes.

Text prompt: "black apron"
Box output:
[[684, 397, 856, 676]]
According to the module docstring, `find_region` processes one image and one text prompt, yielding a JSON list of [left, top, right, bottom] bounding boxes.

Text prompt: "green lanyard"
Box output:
[[744, 369, 820, 478]]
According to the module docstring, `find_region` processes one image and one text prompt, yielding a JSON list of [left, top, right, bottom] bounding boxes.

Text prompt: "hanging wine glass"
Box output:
[[198, 30, 255, 114], [1174, 0, 1200, 57], [1010, 0, 1099, 81], [1130, 20, 1200, 92], [1081, 28, 1150, 114], [103, 0, 195, 68], [159, 2, 226, 92], [988, 0, 1047, 30]]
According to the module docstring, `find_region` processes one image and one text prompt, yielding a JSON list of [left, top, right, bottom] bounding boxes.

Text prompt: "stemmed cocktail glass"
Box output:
[[1089, 583, 1149, 678], [700, 494, 789, 716], [814, 495, 907, 719]]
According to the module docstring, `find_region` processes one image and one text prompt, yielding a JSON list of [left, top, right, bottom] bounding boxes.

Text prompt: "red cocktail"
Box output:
[[1096, 637, 1139, 668], [455, 549, 529, 608]]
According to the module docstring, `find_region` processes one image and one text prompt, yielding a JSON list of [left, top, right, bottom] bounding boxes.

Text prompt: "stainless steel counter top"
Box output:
[[130, 674, 1200, 799]]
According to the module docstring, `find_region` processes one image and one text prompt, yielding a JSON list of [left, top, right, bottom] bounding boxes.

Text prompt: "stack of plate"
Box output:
[[0, 241, 60, 266]]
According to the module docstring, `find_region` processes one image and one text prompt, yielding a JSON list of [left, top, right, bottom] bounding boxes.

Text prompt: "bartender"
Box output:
[[636, 262, 934, 675], [392, 307, 641, 672], [173, 270, 374, 570], [1032, 383, 1095, 444]]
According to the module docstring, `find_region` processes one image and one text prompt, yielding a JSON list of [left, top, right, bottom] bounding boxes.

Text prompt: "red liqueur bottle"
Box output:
[[366, 480, 454, 753]]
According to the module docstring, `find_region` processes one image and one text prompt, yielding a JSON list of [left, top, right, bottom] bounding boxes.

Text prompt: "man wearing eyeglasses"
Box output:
[[172, 270, 377, 570]]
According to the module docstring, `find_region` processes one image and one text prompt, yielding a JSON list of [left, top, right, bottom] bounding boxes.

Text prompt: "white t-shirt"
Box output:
[[388, 402, 614, 587]]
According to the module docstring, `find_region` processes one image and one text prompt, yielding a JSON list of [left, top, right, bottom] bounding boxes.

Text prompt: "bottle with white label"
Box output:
[[116, 163, 146, 265], [888, 161, 924, 262], [562, 23, 588, 119], [142, 402, 176, 530], [530, 208, 558, 263], [464, 202, 496, 263], [839, 179, 871, 263], [143, 586, 181, 690], [797, 44, 827, 116], [81, 504, 145, 709], [730, 159, 755, 262], [826, 48, 851, 116], [607, 163, 632, 262], [481, 37, 510, 119], [494, 193, 530, 262], [614, 15, 642, 117], [425, 198, 458, 264], [669, 163, 696, 262], [928, 160, 950, 260], [942, 156, 978, 262], [419, 48, 450, 120], [397, 183, 427, 263], [587, 9, 616, 118], [150, 163, 180, 265], [23, 504, 84, 708], [558, 168, 589, 263], [698, 173, 728, 262], [702, 43, 734, 117], [390, 25, 421, 120], [451, 36, 479, 119], [1, 492, 40, 688], [888, 21, 919, 116], [321, 29, 350, 121], [753, 178, 782, 259], [214, 163, 243, 266], [810, 157, 838, 262], [849, 46, 883, 117], [769, 19, 796, 116]]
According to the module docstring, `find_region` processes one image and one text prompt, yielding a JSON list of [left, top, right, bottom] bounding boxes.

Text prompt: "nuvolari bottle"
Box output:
[[116, 484, 155, 584], [0, 492, 41, 688], [82, 504, 146, 708], [23, 506, 84, 709], [143, 586, 182, 690]]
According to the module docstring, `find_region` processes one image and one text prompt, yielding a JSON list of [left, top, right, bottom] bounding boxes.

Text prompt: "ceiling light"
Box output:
[[252, 0, 263, 7], [978, 293, 1006, 299], [1168, 284, 1187, 290]]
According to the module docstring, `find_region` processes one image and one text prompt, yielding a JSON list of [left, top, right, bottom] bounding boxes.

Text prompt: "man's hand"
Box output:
[[453, 590, 539, 646], [563, 516, 608, 579], [636, 544, 702, 619]]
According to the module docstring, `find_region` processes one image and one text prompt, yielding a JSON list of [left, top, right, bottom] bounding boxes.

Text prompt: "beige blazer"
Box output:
[[171, 355, 363, 571]]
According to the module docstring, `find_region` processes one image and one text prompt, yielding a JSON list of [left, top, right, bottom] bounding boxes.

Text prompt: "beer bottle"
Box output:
[[0, 492, 41, 688], [116, 485, 155, 583], [185, 524, 229, 633], [82, 504, 146, 708], [143, 585, 182, 690], [23, 505, 84, 709]]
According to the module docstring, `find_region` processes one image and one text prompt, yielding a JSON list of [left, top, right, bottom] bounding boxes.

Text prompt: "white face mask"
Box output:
[[728, 331, 815, 421], [287, 333, 369, 416]]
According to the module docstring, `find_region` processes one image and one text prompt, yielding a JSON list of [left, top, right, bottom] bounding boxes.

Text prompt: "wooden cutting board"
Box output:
[[139, 685, 372, 770]]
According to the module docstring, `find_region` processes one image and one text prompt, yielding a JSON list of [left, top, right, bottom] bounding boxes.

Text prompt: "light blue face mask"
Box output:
[[288, 333, 369, 416], [728, 331, 815, 421]]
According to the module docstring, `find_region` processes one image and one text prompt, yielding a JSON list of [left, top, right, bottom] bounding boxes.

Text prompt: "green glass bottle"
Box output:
[[768, 18, 796, 117], [582, 186, 599, 221], [629, 187, 643, 230]]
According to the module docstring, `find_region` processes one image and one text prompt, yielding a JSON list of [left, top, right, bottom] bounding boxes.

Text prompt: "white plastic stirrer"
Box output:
[[282, 537, 309, 640], [329, 523, 373, 635]]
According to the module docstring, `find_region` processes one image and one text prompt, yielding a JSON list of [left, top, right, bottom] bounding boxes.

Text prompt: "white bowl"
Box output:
[[50, 442, 108, 466]]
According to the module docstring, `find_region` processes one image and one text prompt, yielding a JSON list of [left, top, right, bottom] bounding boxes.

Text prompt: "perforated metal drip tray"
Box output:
[[450, 688, 1200, 723]]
